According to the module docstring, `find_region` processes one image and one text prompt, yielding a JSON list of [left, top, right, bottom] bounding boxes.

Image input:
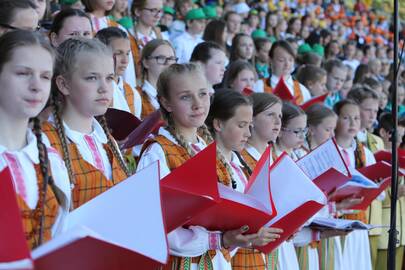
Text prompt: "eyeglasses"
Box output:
[[281, 127, 308, 137], [147, 55, 178, 65], [142, 7, 163, 16], [0, 23, 41, 32]]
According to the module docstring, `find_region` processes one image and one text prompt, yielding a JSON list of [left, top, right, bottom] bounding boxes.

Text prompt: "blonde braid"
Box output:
[[216, 149, 237, 189], [165, 121, 196, 157], [97, 116, 131, 177], [198, 124, 214, 144]]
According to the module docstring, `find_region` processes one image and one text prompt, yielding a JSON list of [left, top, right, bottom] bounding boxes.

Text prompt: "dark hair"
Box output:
[[323, 58, 346, 74], [324, 40, 341, 59], [49, 8, 92, 36], [0, 0, 36, 27], [190, 41, 223, 64], [361, 77, 382, 91], [223, 60, 257, 89], [281, 101, 305, 127], [203, 19, 226, 49], [254, 37, 271, 52], [299, 52, 322, 66], [378, 112, 394, 133], [333, 99, 359, 115], [230, 33, 254, 62], [269, 40, 296, 59], [353, 64, 370, 84], [82, 0, 111, 14], [306, 103, 336, 127], [95, 26, 128, 46], [251, 92, 281, 117], [296, 64, 326, 87]]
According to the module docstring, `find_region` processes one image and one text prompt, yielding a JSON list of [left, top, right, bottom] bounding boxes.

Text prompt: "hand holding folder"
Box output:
[[255, 153, 327, 254], [296, 139, 351, 195], [272, 77, 295, 103], [32, 162, 168, 270]]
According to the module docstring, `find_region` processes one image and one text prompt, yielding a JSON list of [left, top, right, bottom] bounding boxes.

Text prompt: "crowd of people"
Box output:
[[1, 0, 405, 269]]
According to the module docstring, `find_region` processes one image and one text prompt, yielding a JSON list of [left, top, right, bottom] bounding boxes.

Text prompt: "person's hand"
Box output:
[[252, 227, 283, 246], [336, 197, 364, 210], [222, 225, 259, 249]]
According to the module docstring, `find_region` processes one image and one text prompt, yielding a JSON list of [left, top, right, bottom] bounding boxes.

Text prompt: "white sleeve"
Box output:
[[137, 142, 213, 256], [112, 83, 131, 113], [364, 147, 376, 166], [132, 88, 142, 119], [292, 227, 314, 247]]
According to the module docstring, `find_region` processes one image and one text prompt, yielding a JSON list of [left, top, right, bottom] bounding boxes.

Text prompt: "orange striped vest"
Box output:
[[41, 122, 127, 209], [241, 149, 258, 171], [137, 85, 156, 119], [143, 135, 230, 270], [262, 78, 304, 105], [123, 82, 135, 114], [19, 164, 58, 249]]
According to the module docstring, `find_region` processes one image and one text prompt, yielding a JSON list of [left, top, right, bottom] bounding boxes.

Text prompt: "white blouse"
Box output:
[[0, 130, 71, 237], [116, 77, 142, 118], [142, 80, 160, 111]]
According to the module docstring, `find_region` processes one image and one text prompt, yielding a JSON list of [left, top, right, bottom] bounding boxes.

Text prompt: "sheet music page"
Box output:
[[267, 155, 327, 226], [296, 139, 348, 180]]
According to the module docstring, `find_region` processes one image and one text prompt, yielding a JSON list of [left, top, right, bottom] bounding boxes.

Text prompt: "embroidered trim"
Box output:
[[84, 135, 106, 175]]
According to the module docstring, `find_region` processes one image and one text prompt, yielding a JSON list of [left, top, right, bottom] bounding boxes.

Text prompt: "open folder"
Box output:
[[374, 150, 405, 169], [0, 167, 33, 270], [296, 139, 351, 195], [309, 217, 376, 231], [300, 93, 328, 111], [32, 162, 168, 270], [105, 108, 163, 148], [254, 153, 327, 254], [160, 143, 221, 233], [272, 77, 295, 103], [329, 164, 392, 211], [185, 147, 276, 234]]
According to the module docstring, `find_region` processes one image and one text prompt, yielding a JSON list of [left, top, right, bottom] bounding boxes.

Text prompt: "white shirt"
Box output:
[[343, 59, 360, 72], [254, 75, 312, 103], [0, 130, 71, 237], [112, 80, 131, 113], [117, 77, 142, 118], [337, 139, 376, 168], [173, 31, 204, 64], [142, 80, 160, 111], [137, 128, 233, 269]]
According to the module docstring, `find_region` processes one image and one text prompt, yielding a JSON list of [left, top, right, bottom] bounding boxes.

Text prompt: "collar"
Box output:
[[231, 151, 244, 168], [357, 129, 367, 143], [0, 129, 39, 164], [117, 76, 124, 90], [158, 127, 206, 147], [270, 74, 292, 87], [337, 139, 357, 152], [245, 144, 262, 161], [142, 80, 157, 99], [62, 118, 108, 146]]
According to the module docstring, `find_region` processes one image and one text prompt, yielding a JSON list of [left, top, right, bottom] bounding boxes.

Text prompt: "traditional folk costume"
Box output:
[[137, 128, 234, 270], [357, 130, 385, 269], [116, 77, 142, 118], [136, 80, 160, 120], [42, 119, 127, 209], [0, 130, 71, 249], [338, 139, 375, 270], [254, 75, 312, 105]]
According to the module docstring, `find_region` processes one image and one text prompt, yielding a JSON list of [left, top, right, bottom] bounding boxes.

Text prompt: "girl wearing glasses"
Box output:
[[130, 0, 165, 78], [138, 39, 177, 119], [81, 0, 137, 90], [42, 38, 130, 210], [333, 99, 375, 270], [0, 30, 70, 250]]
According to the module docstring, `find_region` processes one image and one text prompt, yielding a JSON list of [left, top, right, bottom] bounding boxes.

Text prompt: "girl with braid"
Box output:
[[0, 30, 70, 249], [206, 89, 283, 270], [333, 99, 375, 270], [137, 64, 277, 270], [41, 38, 129, 210]]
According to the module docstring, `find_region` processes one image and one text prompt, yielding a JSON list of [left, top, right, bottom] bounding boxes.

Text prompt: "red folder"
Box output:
[[255, 153, 326, 253], [186, 147, 276, 234], [105, 108, 163, 148], [312, 168, 351, 195], [242, 87, 254, 96], [160, 143, 221, 233], [272, 77, 295, 103], [0, 167, 32, 265], [374, 150, 405, 169], [357, 161, 403, 181], [300, 93, 328, 111]]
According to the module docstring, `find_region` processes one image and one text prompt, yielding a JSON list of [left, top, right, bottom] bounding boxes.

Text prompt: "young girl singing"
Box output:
[[42, 38, 129, 210], [0, 30, 70, 249]]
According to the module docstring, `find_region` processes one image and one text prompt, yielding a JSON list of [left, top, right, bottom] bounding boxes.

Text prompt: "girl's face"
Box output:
[[326, 67, 346, 93], [279, 114, 307, 149], [290, 19, 301, 34], [379, 91, 388, 109], [160, 13, 174, 27], [188, 19, 206, 35], [143, 44, 176, 80], [398, 86, 405, 104], [114, 0, 128, 13], [268, 14, 278, 28], [248, 15, 259, 28], [51, 16, 93, 47], [5, 8, 39, 32], [33, 0, 47, 20], [136, 0, 163, 27], [203, 49, 226, 86], [94, 0, 115, 11], [110, 38, 131, 77], [270, 46, 294, 77], [215, 104, 253, 152], [340, 79, 352, 98], [58, 53, 114, 117], [237, 36, 254, 60], [231, 69, 256, 93], [359, 98, 379, 130], [162, 72, 210, 130], [308, 75, 327, 96], [336, 104, 361, 140], [253, 102, 282, 143], [0, 46, 53, 120], [309, 116, 337, 146], [256, 41, 271, 63]]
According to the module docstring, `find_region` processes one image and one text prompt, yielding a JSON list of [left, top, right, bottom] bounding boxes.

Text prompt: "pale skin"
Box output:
[[213, 104, 283, 247]]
